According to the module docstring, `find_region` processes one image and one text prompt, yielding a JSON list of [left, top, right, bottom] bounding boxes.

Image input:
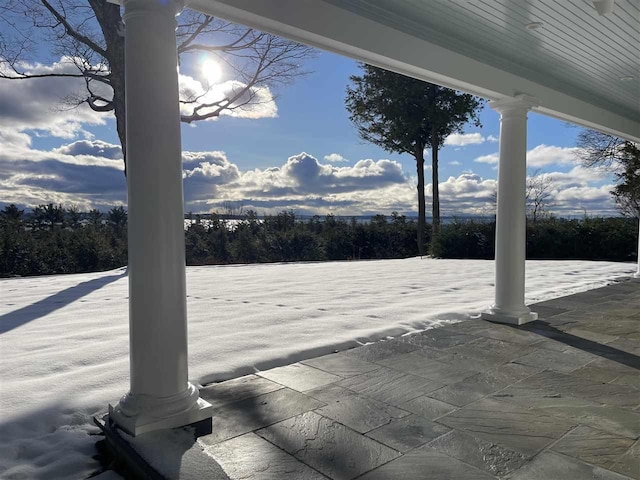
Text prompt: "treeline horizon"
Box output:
[[0, 203, 637, 278], [0, 203, 627, 222]]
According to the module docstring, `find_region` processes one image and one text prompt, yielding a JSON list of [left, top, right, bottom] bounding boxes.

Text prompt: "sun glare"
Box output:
[[201, 59, 222, 85]]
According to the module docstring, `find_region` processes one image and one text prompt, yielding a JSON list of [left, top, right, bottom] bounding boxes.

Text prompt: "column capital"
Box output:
[[489, 94, 538, 117], [123, 0, 185, 22]]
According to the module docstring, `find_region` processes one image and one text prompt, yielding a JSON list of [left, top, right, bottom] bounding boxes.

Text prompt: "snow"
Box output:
[[0, 258, 635, 479]]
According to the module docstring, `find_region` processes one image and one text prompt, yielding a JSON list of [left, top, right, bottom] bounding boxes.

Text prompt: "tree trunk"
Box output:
[[89, 0, 127, 174], [431, 129, 441, 239], [415, 145, 426, 256], [113, 80, 127, 175]]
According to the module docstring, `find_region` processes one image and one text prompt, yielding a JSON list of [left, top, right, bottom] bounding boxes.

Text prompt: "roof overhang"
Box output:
[[187, 0, 640, 143]]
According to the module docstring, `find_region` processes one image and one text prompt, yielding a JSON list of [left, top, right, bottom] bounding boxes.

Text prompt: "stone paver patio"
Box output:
[[111, 278, 640, 479]]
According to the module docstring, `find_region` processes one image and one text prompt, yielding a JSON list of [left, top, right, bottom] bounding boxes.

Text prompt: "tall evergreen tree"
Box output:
[[345, 64, 482, 254]]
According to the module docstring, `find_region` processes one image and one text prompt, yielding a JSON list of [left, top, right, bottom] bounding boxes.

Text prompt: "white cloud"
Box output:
[[185, 152, 416, 214], [449, 160, 461, 166], [547, 165, 608, 187], [0, 57, 109, 139], [526, 144, 580, 167], [555, 185, 613, 203], [487, 135, 499, 142], [0, 134, 619, 217], [444, 133, 486, 146], [474, 145, 583, 168], [0, 57, 279, 151], [536, 166, 616, 214], [232, 153, 406, 196], [182, 151, 241, 203], [53, 140, 123, 160], [179, 75, 277, 120], [324, 153, 348, 163], [430, 173, 497, 214], [474, 153, 499, 164]]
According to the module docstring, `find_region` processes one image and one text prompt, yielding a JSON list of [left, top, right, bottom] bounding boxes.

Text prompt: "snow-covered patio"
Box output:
[[0, 258, 636, 478]]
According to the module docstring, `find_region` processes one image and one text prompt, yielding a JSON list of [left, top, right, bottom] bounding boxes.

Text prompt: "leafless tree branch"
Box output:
[[40, 0, 106, 57], [0, 1, 316, 175]]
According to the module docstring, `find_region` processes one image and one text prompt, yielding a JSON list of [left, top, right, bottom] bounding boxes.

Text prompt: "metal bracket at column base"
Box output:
[[109, 397, 213, 437], [481, 309, 538, 326]]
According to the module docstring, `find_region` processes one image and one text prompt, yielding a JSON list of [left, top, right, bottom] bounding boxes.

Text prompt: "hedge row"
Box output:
[[1, 205, 637, 277]]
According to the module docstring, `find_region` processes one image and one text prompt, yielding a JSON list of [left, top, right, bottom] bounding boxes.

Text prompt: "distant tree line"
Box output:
[[0, 204, 637, 277], [0, 204, 127, 277], [184, 211, 420, 265]]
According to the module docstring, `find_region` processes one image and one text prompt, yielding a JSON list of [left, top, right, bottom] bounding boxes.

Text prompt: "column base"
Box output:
[[109, 397, 213, 437], [481, 308, 538, 326], [634, 272, 640, 279]]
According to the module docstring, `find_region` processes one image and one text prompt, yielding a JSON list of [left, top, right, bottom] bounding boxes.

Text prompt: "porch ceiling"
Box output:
[[188, 0, 640, 142]]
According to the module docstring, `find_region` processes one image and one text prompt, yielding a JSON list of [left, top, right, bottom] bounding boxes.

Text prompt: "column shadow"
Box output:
[[0, 269, 127, 335], [518, 320, 640, 370], [198, 387, 364, 480], [97, 415, 228, 480]]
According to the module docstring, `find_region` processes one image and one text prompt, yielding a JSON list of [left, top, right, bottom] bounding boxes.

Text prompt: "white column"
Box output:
[[109, 0, 212, 436], [482, 95, 539, 326], [635, 219, 640, 278]]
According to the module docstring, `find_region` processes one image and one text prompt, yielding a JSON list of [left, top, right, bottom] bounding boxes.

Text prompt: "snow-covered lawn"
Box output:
[[0, 258, 635, 479]]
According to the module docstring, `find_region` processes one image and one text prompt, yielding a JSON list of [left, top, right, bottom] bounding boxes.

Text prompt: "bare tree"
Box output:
[[526, 168, 555, 222], [576, 130, 639, 217], [0, 0, 315, 173], [576, 129, 631, 169], [220, 201, 245, 218], [487, 170, 555, 221]]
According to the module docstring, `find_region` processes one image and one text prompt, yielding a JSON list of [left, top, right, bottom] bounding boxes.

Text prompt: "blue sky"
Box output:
[[0, 16, 619, 216]]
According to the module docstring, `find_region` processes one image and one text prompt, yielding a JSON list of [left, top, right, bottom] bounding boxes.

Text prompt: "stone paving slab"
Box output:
[[124, 278, 640, 479], [199, 387, 325, 445], [201, 433, 327, 479], [428, 429, 529, 477], [427, 348, 505, 372], [380, 353, 479, 383], [397, 328, 478, 349], [457, 324, 543, 345], [612, 373, 640, 389], [256, 411, 400, 480], [301, 353, 381, 377], [513, 346, 598, 373], [515, 369, 640, 409], [506, 451, 633, 480], [364, 414, 450, 452], [571, 364, 622, 384], [199, 374, 283, 409], [607, 338, 640, 355], [256, 363, 342, 392], [446, 336, 537, 365], [339, 338, 420, 362], [336, 366, 447, 406], [357, 445, 496, 479], [492, 384, 640, 439], [398, 395, 457, 420], [588, 355, 640, 377], [436, 397, 577, 456], [305, 384, 409, 433], [610, 440, 640, 479], [550, 425, 635, 469], [427, 362, 540, 407]]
